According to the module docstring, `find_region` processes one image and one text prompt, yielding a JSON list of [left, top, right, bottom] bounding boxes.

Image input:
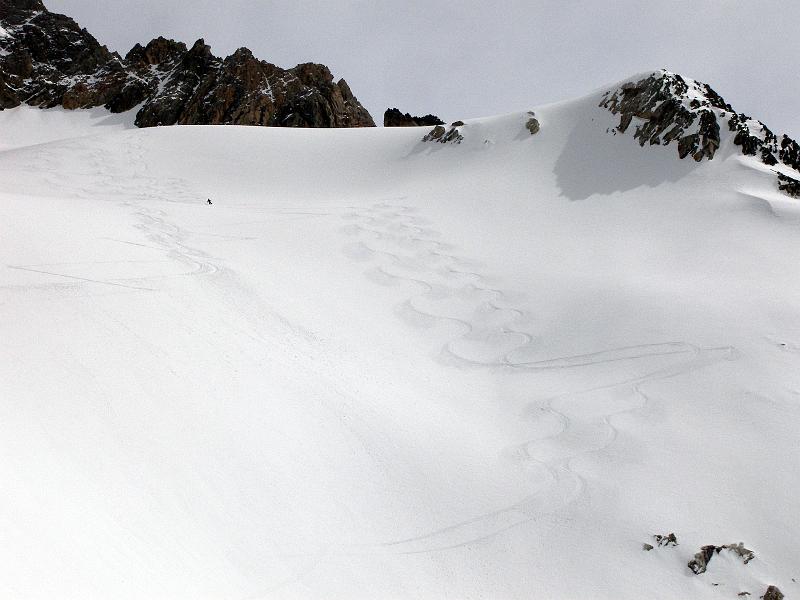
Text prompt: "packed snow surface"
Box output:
[[1, 89, 799, 599]]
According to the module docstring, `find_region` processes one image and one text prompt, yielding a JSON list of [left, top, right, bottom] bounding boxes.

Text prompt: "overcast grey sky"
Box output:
[[47, 0, 800, 136]]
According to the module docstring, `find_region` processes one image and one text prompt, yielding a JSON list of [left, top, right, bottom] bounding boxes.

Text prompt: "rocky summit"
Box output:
[[0, 0, 375, 127], [601, 70, 800, 197]]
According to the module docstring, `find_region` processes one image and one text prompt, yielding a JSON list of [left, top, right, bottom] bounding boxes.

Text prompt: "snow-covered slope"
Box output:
[[0, 104, 135, 150], [2, 75, 799, 600]]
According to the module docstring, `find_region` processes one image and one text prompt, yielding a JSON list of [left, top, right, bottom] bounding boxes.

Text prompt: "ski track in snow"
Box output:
[[95, 136, 221, 283], [339, 202, 739, 555], [5, 139, 220, 295], [17, 135, 743, 566], [3, 105, 799, 599], [29, 130, 744, 564]]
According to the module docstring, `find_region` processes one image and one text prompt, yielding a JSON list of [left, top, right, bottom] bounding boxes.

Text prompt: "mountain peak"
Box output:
[[600, 70, 800, 196], [125, 37, 187, 66], [600, 70, 729, 161]]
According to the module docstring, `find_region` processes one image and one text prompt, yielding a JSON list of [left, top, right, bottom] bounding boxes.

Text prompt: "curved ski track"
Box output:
[[339, 202, 738, 555], [31, 135, 740, 563]]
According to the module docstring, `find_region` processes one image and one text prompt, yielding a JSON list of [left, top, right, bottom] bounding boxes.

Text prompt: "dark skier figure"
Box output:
[[207, 198, 212, 205]]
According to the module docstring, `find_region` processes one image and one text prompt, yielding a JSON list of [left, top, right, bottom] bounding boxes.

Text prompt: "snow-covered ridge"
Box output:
[[405, 69, 800, 199], [0, 103, 135, 150]]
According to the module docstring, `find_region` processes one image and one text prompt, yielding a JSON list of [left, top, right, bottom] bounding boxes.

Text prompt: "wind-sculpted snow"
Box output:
[[1, 81, 800, 600]]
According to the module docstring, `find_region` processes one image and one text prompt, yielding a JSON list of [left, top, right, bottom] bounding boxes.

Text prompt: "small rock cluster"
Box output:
[[383, 108, 443, 127], [656, 533, 678, 547], [688, 542, 755, 574], [644, 532, 678, 551], [600, 70, 800, 198], [643, 533, 784, 599], [421, 112, 540, 145], [0, 0, 375, 127], [422, 123, 464, 144]]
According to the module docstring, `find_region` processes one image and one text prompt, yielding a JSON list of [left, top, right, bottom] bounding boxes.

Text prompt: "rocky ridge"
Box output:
[[600, 70, 800, 197], [0, 0, 375, 127], [383, 108, 443, 127]]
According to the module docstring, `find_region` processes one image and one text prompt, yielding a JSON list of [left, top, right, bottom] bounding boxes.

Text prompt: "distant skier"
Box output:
[[207, 198, 212, 205]]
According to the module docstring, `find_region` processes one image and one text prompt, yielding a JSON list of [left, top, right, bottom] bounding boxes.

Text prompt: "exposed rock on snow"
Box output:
[[600, 70, 800, 197], [383, 107, 444, 127], [422, 123, 463, 144], [688, 546, 717, 575], [729, 113, 800, 172], [525, 111, 540, 134], [726, 542, 756, 564], [654, 533, 678, 547], [688, 542, 755, 574], [423, 124, 445, 140], [600, 72, 723, 161], [761, 585, 784, 600], [0, 0, 375, 127], [777, 172, 800, 198]]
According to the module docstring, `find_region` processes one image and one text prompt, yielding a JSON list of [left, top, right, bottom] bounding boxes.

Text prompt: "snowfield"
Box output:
[[1, 85, 799, 599]]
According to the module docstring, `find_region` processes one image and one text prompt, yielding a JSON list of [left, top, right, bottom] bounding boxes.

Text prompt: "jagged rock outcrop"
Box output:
[[601, 72, 723, 161], [600, 70, 800, 198], [0, 0, 124, 109], [384, 108, 444, 127], [0, 0, 375, 127]]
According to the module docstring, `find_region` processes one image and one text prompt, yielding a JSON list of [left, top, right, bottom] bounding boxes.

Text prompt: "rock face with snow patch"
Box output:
[[600, 72, 724, 161], [777, 173, 800, 198], [601, 70, 800, 197], [0, 0, 375, 127], [0, 0, 124, 109]]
